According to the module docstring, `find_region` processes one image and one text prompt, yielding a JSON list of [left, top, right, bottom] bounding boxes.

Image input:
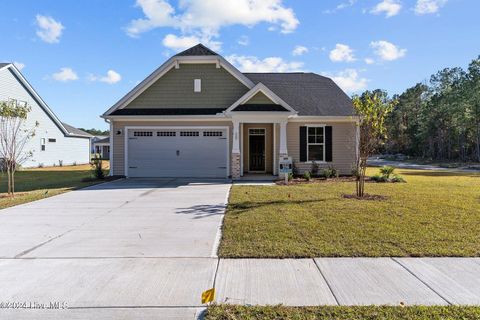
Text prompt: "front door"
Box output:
[[249, 128, 266, 172]]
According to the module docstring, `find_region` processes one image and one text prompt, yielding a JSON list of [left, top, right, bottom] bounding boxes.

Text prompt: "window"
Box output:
[[180, 131, 199, 137], [48, 138, 56, 143], [133, 131, 153, 137], [203, 131, 222, 137], [40, 138, 46, 151], [307, 127, 325, 161], [194, 79, 201, 92], [249, 128, 265, 135], [157, 131, 176, 137]]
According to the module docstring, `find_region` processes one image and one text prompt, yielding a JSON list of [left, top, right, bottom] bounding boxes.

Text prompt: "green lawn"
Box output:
[[0, 163, 109, 209], [219, 168, 480, 257], [205, 305, 480, 320]]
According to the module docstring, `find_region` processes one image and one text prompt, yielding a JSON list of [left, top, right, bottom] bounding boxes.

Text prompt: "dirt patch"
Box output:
[[342, 193, 389, 201], [0, 192, 29, 199]]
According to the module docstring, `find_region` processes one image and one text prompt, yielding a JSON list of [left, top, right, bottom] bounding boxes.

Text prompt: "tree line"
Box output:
[[382, 55, 480, 162]]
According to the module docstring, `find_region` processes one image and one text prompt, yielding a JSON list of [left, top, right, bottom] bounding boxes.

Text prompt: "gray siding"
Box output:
[[0, 68, 90, 167], [126, 64, 249, 109]]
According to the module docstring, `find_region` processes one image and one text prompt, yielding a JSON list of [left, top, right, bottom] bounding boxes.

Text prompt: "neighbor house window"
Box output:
[[48, 138, 56, 143], [41, 138, 46, 151], [194, 79, 201, 92], [307, 126, 325, 161]]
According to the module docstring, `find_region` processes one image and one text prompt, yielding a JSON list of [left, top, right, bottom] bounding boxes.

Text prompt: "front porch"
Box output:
[[231, 119, 289, 180]]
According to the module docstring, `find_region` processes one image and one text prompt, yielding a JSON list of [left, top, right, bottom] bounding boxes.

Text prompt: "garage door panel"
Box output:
[[127, 128, 228, 178]]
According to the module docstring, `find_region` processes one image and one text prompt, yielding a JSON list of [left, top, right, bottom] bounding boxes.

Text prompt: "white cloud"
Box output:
[[162, 34, 221, 52], [35, 15, 64, 43], [13, 62, 25, 70], [126, 0, 299, 51], [323, 0, 357, 14], [226, 55, 303, 72], [292, 45, 308, 56], [238, 35, 249, 46], [88, 70, 122, 84], [326, 69, 368, 93], [329, 44, 356, 62], [52, 67, 78, 82], [414, 0, 448, 15], [370, 40, 406, 61], [364, 58, 375, 65], [370, 0, 402, 18]]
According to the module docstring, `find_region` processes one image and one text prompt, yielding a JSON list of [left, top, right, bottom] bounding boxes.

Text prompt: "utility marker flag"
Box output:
[[201, 288, 215, 304]]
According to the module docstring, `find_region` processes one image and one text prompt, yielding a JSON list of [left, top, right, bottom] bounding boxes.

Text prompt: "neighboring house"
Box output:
[[91, 135, 108, 153], [92, 137, 110, 159], [102, 44, 358, 179], [0, 63, 92, 168]]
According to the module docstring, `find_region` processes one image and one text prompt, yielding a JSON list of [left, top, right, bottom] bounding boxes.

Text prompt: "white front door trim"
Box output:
[[124, 126, 230, 178]]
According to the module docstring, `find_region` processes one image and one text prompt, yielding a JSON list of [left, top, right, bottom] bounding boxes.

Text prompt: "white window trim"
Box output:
[[194, 79, 201, 93], [306, 125, 326, 163]]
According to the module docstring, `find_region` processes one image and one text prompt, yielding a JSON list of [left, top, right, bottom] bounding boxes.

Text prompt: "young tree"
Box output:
[[0, 100, 38, 196], [353, 90, 396, 197]]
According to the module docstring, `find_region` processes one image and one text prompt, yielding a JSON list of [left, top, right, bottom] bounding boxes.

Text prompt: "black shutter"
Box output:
[[300, 126, 307, 162], [325, 126, 333, 162]]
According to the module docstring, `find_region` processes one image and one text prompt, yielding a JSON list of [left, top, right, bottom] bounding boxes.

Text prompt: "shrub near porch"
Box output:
[[219, 168, 480, 258]]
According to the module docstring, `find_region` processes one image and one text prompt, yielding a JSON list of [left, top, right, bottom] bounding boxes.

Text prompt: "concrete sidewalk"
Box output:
[[1, 257, 479, 319]]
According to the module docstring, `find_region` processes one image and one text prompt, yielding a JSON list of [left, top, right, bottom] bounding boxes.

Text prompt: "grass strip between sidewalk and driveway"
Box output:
[[0, 163, 110, 210], [205, 305, 480, 320], [219, 168, 480, 258]]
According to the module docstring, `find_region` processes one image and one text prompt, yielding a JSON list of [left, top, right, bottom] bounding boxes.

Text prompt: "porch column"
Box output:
[[279, 121, 288, 156], [231, 120, 241, 179]]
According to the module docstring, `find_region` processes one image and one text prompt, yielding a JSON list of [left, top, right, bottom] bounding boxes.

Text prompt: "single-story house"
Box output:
[[101, 44, 358, 179], [0, 63, 92, 168], [92, 136, 110, 159]]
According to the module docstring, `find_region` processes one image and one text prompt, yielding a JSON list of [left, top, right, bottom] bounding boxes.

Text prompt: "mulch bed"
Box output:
[[275, 176, 369, 185]]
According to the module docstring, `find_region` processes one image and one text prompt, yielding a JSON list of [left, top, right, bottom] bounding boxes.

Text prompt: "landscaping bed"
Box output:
[[219, 168, 480, 258]]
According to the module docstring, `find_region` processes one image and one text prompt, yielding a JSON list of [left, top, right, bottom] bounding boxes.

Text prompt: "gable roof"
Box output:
[[102, 44, 354, 118], [0, 63, 90, 138], [94, 137, 110, 144], [175, 44, 218, 56], [243, 73, 354, 116]]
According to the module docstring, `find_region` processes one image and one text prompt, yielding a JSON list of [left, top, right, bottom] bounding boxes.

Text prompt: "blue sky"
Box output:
[[0, 0, 478, 129]]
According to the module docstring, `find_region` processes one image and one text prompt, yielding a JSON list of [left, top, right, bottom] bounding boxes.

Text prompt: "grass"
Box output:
[[219, 168, 480, 257], [205, 305, 480, 320], [0, 162, 110, 210]]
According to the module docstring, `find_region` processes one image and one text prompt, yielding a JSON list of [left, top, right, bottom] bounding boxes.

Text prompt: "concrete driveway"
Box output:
[[0, 178, 230, 258], [0, 178, 231, 319]]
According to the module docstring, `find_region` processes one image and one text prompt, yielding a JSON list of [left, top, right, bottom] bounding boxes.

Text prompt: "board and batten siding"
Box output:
[[125, 64, 249, 109], [0, 68, 90, 168], [111, 120, 233, 176], [287, 122, 356, 175]]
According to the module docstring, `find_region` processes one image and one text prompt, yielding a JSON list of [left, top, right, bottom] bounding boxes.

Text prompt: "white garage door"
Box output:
[[127, 128, 228, 178]]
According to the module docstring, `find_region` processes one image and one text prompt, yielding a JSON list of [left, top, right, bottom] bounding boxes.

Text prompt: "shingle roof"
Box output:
[[94, 137, 110, 144], [110, 108, 225, 116], [175, 44, 219, 56], [243, 73, 354, 116], [62, 123, 93, 137]]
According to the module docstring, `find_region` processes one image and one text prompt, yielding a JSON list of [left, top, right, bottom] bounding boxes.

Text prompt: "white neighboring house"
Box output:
[[0, 63, 92, 168]]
